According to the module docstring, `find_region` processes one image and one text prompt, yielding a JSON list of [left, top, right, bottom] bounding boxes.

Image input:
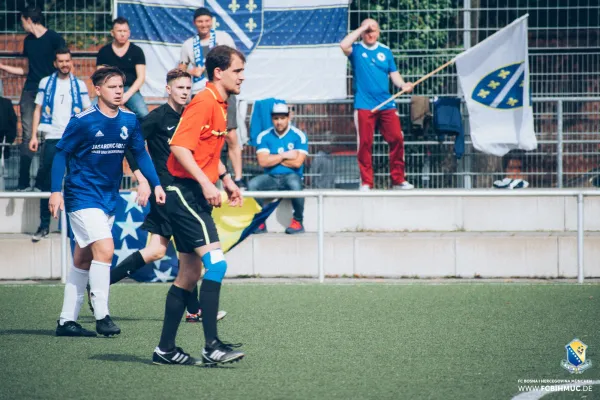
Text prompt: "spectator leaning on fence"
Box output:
[[96, 17, 148, 119], [28, 48, 91, 242], [179, 7, 244, 187], [0, 6, 65, 191], [248, 103, 308, 235], [341, 18, 415, 191]]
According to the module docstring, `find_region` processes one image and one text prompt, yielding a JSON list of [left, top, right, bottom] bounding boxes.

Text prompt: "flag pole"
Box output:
[[371, 58, 456, 112]]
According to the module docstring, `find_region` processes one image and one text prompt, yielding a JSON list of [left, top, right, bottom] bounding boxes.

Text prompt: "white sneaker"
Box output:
[[359, 184, 371, 192], [393, 181, 414, 190]]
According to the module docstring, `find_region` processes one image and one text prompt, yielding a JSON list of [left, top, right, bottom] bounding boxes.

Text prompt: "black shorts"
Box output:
[[165, 178, 220, 253], [141, 193, 172, 238]]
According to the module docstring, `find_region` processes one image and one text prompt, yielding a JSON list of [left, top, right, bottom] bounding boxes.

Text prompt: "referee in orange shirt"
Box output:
[[152, 45, 245, 366]]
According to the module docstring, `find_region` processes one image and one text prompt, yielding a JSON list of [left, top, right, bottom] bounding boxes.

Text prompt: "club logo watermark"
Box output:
[[561, 339, 592, 374]]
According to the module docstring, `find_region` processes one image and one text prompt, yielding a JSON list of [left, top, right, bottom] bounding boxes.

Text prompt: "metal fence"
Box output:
[[1, 2, 598, 190], [3, 97, 598, 191], [0, 0, 112, 53], [350, 1, 600, 97]]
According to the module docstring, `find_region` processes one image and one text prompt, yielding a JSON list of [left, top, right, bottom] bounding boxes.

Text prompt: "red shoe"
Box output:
[[255, 223, 267, 234], [285, 219, 305, 234]]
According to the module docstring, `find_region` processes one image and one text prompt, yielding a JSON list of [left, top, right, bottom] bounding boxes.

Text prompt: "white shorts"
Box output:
[[68, 208, 115, 248]]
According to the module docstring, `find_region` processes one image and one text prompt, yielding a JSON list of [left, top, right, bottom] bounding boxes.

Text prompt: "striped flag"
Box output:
[[116, 0, 350, 100]]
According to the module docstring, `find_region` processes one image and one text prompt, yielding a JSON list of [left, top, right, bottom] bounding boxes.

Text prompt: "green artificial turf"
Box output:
[[0, 282, 598, 400]]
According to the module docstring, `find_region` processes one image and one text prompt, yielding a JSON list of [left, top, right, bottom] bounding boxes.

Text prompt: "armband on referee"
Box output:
[[219, 171, 231, 181]]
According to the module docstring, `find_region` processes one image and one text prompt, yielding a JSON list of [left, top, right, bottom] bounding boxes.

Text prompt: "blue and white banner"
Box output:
[[454, 14, 536, 157], [69, 191, 280, 282], [117, 0, 350, 101]]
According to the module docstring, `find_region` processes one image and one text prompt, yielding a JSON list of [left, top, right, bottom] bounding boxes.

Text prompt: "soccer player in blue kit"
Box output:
[[49, 66, 166, 337]]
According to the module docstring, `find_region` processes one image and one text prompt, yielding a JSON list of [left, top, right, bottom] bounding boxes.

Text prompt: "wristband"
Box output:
[[219, 171, 230, 181]]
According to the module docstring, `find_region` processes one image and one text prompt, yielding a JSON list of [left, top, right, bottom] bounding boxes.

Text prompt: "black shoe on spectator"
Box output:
[[234, 178, 247, 190], [32, 227, 49, 242]]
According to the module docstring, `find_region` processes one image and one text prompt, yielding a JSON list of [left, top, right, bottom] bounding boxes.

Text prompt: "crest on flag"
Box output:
[[471, 62, 526, 110], [207, 0, 263, 56]]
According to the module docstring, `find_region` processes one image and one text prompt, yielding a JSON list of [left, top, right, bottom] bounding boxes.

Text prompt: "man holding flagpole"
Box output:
[[341, 18, 414, 191], [29, 48, 91, 242]]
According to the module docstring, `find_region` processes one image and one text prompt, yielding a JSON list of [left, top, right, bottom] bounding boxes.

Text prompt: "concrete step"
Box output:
[[225, 232, 600, 278], [3, 196, 600, 234], [0, 233, 67, 279], [3, 232, 597, 280]]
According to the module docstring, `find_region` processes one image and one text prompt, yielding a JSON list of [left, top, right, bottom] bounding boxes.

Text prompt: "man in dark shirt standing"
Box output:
[[96, 17, 148, 119], [0, 6, 65, 190]]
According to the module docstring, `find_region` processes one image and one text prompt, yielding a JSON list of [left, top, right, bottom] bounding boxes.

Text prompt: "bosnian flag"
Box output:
[[116, 0, 350, 101]]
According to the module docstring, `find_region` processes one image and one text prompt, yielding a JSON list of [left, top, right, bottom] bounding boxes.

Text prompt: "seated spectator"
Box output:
[[0, 6, 65, 190], [28, 48, 91, 242], [96, 17, 148, 118], [248, 103, 308, 234]]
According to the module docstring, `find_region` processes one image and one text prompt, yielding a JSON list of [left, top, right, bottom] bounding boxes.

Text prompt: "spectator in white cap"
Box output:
[[248, 103, 308, 234]]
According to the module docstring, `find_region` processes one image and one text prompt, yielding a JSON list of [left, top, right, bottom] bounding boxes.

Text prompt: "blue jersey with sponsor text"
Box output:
[[256, 125, 309, 177], [349, 41, 397, 111], [56, 105, 146, 215]]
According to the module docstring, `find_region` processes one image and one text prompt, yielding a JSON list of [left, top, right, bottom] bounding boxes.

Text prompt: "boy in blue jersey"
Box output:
[[341, 18, 415, 191], [49, 66, 166, 337], [248, 103, 308, 234]]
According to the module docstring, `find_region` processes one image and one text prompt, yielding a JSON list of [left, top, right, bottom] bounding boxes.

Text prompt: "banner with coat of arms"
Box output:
[[116, 0, 350, 101], [454, 14, 536, 157]]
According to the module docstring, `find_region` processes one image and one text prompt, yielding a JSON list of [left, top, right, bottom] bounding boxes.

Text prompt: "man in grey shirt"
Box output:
[[179, 7, 243, 187]]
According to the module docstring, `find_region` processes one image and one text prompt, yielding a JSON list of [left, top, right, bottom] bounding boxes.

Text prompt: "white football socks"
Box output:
[[89, 260, 112, 320], [59, 266, 89, 325]]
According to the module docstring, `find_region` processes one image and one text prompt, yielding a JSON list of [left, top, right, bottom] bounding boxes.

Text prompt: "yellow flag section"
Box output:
[[212, 193, 281, 253]]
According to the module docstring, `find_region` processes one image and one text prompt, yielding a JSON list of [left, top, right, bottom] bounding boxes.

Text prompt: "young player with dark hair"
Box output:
[[152, 46, 245, 366], [50, 66, 165, 337]]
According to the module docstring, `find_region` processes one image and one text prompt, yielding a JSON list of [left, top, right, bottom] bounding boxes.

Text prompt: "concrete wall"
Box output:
[[264, 196, 600, 233], [3, 231, 597, 280], [2, 195, 600, 280], [3, 195, 600, 234]]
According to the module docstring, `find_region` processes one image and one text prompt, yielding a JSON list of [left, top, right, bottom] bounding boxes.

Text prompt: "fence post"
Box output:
[[557, 99, 564, 188], [61, 209, 68, 284], [577, 193, 584, 284], [318, 193, 325, 283]]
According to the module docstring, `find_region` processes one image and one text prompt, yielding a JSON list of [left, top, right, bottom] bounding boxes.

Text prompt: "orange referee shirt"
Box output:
[[167, 82, 228, 184]]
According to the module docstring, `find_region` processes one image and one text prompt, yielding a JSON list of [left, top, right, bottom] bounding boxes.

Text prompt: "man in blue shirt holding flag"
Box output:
[[29, 48, 91, 243], [248, 103, 308, 234], [341, 18, 415, 191], [49, 66, 165, 338]]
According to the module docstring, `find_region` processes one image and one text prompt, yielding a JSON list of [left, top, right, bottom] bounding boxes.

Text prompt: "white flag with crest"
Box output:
[[454, 15, 536, 156]]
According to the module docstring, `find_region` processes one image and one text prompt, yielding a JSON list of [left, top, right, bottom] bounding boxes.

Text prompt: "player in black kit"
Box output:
[[87, 68, 226, 322]]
